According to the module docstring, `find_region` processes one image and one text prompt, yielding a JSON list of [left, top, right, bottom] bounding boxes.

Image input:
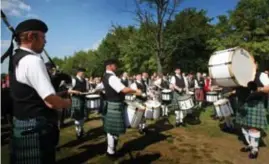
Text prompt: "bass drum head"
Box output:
[[231, 48, 256, 87]]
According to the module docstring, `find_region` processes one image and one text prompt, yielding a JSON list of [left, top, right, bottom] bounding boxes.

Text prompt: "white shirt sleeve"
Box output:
[[184, 77, 189, 88], [130, 83, 137, 90], [108, 75, 126, 93], [154, 79, 162, 86], [194, 79, 199, 88], [95, 83, 104, 90], [16, 55, 56, 100], [260, 73, 269, 86], [71, 78, 76, 88], [171, 76, 176, 85]]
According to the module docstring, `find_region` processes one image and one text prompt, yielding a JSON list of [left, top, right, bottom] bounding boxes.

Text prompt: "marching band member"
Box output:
[[236, 61, 269, 159], [194, 72, 205, 108], [121, 72, 129, 87], [142, 72, 150, 89], [130, 74, 148, 134], [171, 68, 189, 127], [154, 73, 171, 116], [68, 68, 89, 139], [102, 59, 141, 158], [7, 19, 71, 163]]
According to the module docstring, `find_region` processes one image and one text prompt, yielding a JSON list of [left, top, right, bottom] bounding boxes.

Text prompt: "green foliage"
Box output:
[[53, 0, 269, 76]]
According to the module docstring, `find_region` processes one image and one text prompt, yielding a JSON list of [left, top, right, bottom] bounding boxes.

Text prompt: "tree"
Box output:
[[134, 0, 182, 73]]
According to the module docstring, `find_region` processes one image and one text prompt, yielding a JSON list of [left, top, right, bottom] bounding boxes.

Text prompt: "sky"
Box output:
[[1, 0, 239, 73]]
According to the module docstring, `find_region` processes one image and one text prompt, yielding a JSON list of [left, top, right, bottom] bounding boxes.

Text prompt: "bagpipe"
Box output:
[[1, 10, 72, 94]]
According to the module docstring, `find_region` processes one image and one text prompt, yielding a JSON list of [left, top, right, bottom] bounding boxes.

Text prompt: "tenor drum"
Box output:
[[125, 94, 136, 101], [213, 99, 234, 117], [177, 95, 194, 110], [208, 47, 256, 87], [125, 101, 146, 128], [144, 100, 161, 120], [161, 89, 172, 101], [86, 94, 101, 109], [206, 92, 219, 102]]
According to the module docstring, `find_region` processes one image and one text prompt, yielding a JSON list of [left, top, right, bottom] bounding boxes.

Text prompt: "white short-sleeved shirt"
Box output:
[[70, 76, 89, 90], [106, 70, 125, 93], [95, 82, 104, 90], [15, 47, 56, 100], [260, 72, 269, 86]]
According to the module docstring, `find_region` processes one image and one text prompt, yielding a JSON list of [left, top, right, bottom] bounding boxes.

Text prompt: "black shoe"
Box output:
[[76, 129, 84, 139], [240, 146, 252, 152], [139, 128, 148, 135], [249, 151, 258, 159], [175, 122, 180, 127], [181, 122, 186, 127]]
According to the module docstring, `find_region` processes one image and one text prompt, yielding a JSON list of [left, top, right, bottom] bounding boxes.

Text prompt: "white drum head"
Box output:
[[231, 48, 255, 87], [145, 100, 161, 108], [86, 94, 100, 99], [162, 89, 172, 93]]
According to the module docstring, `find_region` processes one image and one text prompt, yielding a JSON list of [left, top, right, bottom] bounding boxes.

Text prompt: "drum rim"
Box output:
[[86, 94, 100, 98]]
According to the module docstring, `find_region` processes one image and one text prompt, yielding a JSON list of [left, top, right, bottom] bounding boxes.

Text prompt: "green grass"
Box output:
[[2, 106, 269, 164]]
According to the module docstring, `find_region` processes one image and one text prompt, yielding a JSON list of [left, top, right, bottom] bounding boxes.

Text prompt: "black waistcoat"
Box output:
[[175, 75, 185, 88], [10, 49, 57, 121], [103, 73, 124, 102], [196, 77, 205, 88]]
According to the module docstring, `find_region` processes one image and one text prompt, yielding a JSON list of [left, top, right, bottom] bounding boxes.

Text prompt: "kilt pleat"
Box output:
[[236, 101, 268, 130], [170, 91, 180, 111], [11, 118, 42, 164], [71, 96, 86, 120], [11, 117, 58, 164], [104, 102, 125, 135]]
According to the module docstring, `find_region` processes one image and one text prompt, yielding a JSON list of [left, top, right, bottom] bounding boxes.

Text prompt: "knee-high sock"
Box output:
[[175, 110, 185, 123], [249, 130, 261, 152], [74, 119, 84, 133], [224, 117, 234, 128], [107, 133, 118, 154], [162, 105, 169, 116], [139, 117, 146, 130], [241, 127, 250, 145]]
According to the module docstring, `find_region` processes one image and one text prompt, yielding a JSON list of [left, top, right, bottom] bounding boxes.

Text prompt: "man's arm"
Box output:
[[109, 76, 141, 96], [25, 56, 71, 109]]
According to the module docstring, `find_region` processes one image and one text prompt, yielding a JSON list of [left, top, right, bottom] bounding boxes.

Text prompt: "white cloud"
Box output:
[[1, 0, 36, 18]]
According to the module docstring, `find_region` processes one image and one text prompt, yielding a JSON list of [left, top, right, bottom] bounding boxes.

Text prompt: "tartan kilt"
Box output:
[[10, 117, 58, 164], [195, 88, 204, 102], [71, 96, 86, 120], [103, 102, 126, 135], [236, 101, 268, 130], [170, 91, 180, 111]]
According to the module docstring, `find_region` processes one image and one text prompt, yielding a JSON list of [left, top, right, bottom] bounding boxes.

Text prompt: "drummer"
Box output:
[[194, 72, 205, 108], [170, 67, 189, 127], [102, 59, 141, 158], [68, 68, 89, 139], [130, 74, 148, 134], [154, 73, 171, 116]]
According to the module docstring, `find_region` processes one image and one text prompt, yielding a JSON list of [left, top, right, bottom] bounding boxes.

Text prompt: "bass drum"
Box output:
[[208, 47, 256, 87]]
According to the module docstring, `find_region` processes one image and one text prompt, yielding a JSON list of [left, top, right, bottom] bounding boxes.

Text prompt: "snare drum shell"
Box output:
[[178, 98, 194, 110]]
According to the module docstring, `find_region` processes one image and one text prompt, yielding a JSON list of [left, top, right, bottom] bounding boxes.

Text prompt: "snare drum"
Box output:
[[144, 100, 161, 120], [214, 99, 234, 117], [125, 101, 146, 128], [177, 95, 194, 110], [86, 94, 101, 109], [125, 94, 136, 101], [161, 89, 172, 101], [208, 47, 256, 87], [206, 92, 219, 102]]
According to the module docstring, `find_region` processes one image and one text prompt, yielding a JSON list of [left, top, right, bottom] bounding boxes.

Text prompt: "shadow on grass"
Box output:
[[119, 153, 161, 164], [56, 141, 107, 164], [57, 126, 105, 150]]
